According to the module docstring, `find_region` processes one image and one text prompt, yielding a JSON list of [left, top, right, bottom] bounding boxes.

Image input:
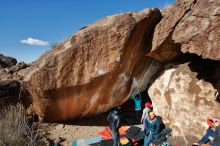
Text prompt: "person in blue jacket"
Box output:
[[198, 126, 215, 145], [132, 93, 142, 124], [212, 124, 220, 146], [196, 118, 218, 145], [144, 111, 161, 146]]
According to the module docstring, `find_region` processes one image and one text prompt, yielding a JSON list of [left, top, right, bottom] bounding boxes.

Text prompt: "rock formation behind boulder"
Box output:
[[147, 0, 220, 61], [173, 0, 220, 60]]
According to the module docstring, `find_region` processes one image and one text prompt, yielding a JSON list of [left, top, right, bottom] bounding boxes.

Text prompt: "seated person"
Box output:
[[144, 111, 160, 146], [211, 119, 220, 146], [197, 118, 220, 146]]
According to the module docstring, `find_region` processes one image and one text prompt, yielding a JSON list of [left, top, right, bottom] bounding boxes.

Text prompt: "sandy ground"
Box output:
[[37, 113, 109, 146], [36, 108, 185, 146]]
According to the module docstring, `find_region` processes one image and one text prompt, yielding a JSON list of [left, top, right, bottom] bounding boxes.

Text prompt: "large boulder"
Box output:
[[22, 8, 162, 122], [146, 0, 220, 144], [148, 59, 220, 145], [147, 0, 220, 61]]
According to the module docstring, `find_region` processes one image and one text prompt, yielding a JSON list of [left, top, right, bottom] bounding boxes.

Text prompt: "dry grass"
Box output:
[[51, 42, 63, 49], [0, 104, 38, 146]]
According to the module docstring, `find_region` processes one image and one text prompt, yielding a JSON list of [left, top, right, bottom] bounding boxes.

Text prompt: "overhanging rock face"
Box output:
[[173, 0, 220, 60], [22, 8, 162, 122], [147, 0, 220, 61]]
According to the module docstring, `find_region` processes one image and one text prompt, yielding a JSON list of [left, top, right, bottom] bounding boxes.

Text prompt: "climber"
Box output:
[[141, 102, 153, 124], [107, 107, 122, 146], [194, 118, 220, 146], [131, 93, 142, 124], [144, 111, 161, 146]]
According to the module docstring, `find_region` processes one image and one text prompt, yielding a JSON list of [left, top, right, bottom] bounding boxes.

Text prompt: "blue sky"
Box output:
[[0, 0, 175, 63]]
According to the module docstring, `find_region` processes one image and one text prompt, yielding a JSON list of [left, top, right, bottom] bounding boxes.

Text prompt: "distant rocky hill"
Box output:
[[0, 54, 17, 69], [1, 0, 219, 144]]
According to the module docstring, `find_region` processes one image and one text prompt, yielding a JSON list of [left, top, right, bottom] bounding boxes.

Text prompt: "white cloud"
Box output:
[[20, 37, 49, 46]]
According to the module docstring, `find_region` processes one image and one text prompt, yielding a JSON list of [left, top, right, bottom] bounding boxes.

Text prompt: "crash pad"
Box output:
[[72, 136, 103, 146]]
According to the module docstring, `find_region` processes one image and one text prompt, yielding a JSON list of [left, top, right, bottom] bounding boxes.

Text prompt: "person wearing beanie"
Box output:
[[144, 111, 161, 146], [107, 108, 121, 146], [141, 102, 153, 123]]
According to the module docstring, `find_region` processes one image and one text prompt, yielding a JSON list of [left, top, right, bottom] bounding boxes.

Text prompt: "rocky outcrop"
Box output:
[[0, 62, 28, 81], [145, 0, 220, 144], [22, 9, 162, 122], [146, 0, 196, 62], [148, 58, 220, 145], [0, 54, 28, 81], [0, 54, 28, 106], [0, 54, 17, 69], [173, 0, 220, 60], [147, 0, 220, 61]]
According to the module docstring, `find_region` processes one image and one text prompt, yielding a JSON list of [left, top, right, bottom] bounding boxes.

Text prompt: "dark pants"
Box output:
[[144, 133, 153, 146], [135, 110, 141, 124], [212, 126, 220, 146], [198, 127, 215, 145], [112, 130, 120, 146]]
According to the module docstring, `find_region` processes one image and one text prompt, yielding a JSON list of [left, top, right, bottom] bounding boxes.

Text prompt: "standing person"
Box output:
[[144, 111, 161, 146], [107, 107, 121, 146], [141, 102, 153, 124], [132, 93, 142, 124]]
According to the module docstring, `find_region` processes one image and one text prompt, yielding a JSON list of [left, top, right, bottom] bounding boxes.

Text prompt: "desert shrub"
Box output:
[[0, 104, 38, 146], [51, 42, 63, 49]]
